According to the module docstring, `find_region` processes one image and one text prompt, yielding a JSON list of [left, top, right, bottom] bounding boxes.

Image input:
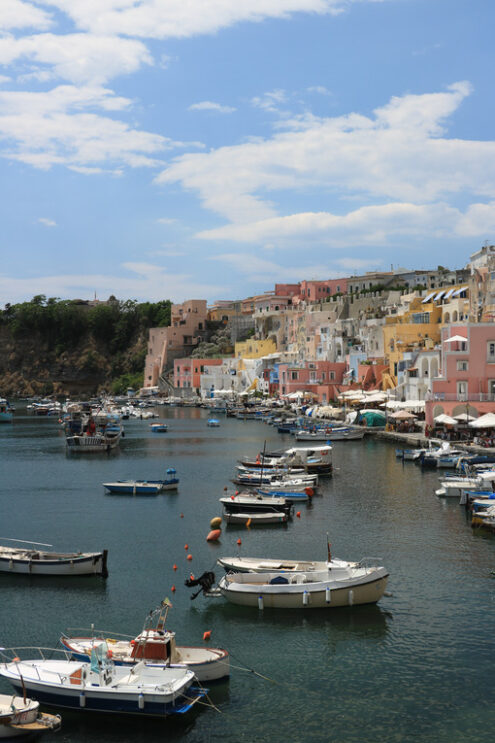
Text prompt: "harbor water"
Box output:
[[1, 407, 494, 742]]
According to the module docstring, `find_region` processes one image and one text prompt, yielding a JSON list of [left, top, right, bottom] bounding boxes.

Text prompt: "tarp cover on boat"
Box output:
[[269, 576, 289, 585], [358, 411, 386, 427]]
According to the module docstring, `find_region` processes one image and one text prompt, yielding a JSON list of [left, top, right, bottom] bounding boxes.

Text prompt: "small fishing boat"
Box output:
[[218, 554, 353, 573], [216, 558, 388, 609], [0, 399, 13, 424], [0, 693, 61, 739], [61, 601, 229, 682], [220, 493, 293, 516], [207, 419, 220, 427], [103, 469, 179, 495], [295, 427, 364, 441], [257, 488, 312, 502], [0, 540, 108, 577], [66, 430, 121, 453], [0, 647, 203, 718], [150, 423, 168, 433]]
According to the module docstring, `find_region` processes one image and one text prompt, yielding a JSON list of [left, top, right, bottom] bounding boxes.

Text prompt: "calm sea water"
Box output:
[[1, 406, 494, 743]]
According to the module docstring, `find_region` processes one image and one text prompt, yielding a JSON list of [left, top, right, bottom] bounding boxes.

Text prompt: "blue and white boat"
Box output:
[[257, 489, 312, 502], [103, 469, 179, 495], [207, 418, 220, 427], [150, 423, 168, 433], [0, 645, 204, 718]]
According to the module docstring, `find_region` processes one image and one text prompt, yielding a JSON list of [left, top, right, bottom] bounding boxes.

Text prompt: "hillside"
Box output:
[[0, 295, 171, 397]]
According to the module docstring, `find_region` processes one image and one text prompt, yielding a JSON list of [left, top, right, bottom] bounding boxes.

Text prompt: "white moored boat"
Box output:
[[0, 540, 108, 576], [0, 693, 61, 739], [217, 558, 388, 609], [0, 646, 203, 718], [60, 601, 229, 682]]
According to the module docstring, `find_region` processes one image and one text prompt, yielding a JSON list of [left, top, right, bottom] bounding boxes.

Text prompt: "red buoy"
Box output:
[[184, 544, 189, 550], [206, 529, 221, 542], [173, 563, 177, 571], [296, 511, 301, 518], [203, 630, 212, 641], [236, 538, 242, 546], [171, 585, 176, 592], [180, 513, 184, 518], [187, 554, 192, 561]]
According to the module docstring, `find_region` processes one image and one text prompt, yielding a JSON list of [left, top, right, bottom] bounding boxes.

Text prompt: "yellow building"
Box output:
[[382, 297, 442, 383], [235, 338, 276, 361]]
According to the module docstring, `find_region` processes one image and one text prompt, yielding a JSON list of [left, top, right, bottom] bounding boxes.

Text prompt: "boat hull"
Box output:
[[0, 551, 107, 576], [219, 573, 388, 609]]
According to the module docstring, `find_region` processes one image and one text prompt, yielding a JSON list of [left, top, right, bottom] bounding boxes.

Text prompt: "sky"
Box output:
[[1, 0, 495, 305]]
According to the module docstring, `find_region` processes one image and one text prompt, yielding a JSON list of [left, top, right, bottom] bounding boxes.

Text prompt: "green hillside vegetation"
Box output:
[[0, 295, 171, 397]]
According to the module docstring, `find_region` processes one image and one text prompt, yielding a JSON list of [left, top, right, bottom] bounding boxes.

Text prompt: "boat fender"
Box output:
[[206, 529, 221, 542], [138, 693, 145, 710], [325, 587, 331, 604], [203, 630, 212, 641], [303, 591, 309, 606], [79, 692, 86, 708], [348, 590, 354, 606], [246, 518, 252, 528], [258, 595, 264, 611]]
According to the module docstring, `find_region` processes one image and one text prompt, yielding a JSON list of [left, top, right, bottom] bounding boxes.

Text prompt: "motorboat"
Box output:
[[0, 540, 108, 577], [60, 601, 229, 682], [217, 555, 338, 573], [435, 469, 495, 497], [0, 692, 61, 738], [0, 399, 13, 424], [257, 488, 312, 502], [150, 423, 168, 433], [221, 493, 293, 525], [223, 511, 290, 525], [284, 446, 333, 475], [215, 558, 389, 609], [207, 419, 220, 427], [0, 646, 203, 718], [103, 469, 179, 495]]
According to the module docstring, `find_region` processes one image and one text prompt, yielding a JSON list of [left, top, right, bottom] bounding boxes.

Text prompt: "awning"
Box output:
[[443, 288, 455, 300], [422, 291, 436, 303], [433, 290, 445, 301], [452, 287, 468, 297]]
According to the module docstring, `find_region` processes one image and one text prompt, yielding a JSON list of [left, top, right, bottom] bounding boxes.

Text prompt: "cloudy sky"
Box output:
[[1, 0, 494, 304]]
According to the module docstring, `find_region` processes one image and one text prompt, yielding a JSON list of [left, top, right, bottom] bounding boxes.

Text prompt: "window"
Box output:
[[330, 371, 335, 380], [457, 360, 468, 371], [291, 371, 298, 380], [412, 312, 430, 324], [457, 381, 467, 399], [488, 342, 495, 361]]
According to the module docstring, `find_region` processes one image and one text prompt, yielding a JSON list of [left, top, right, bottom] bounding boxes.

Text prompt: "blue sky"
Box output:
[[1, 0, 494, 304]]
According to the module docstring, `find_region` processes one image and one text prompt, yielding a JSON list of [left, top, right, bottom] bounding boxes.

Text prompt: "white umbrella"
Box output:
[[444, 335, 467, 343], [389, 410, 417, 420], [434, 413, 458, 425], [468, 412, 495, 428], [453, 412, 476, 422]]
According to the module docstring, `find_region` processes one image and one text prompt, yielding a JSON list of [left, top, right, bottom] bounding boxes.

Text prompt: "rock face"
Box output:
[[0, 327, 144, 397]]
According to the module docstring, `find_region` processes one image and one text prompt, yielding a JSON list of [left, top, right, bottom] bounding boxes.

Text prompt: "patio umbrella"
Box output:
[[468, 412, 495, 428], [444, 335, 467, 343], [453, 412, 476, 422], [389, 410, 417, 420], [433, 413, 458, 425]]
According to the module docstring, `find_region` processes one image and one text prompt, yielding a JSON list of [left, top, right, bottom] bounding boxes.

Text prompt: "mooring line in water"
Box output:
[[226, 651, 279, 684]]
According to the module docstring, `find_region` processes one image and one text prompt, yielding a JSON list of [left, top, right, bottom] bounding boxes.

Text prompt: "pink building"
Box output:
[[299, 279, 347, 302], [278, 361, 347, 402], [144, 299, 207, 387], [274, 283, 300, 297], [174, 358, 223, 391], [426, 323, 495, 424]]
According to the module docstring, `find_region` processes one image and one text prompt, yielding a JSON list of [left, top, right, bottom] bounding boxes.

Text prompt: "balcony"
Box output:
[[426, 392, 495, 402]]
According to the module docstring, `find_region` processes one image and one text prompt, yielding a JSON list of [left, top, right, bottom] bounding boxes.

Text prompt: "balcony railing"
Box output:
[[426, 392, 495, 402]]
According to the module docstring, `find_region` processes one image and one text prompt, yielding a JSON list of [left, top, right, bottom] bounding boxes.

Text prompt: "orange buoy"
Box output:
[[173, 563, 177, 571], [206, 529, 221, 542], [296, 511, 301, 518], [304, 487, 314, 498], [203, 630, 212, 641], [184, 544, 189, 550], [171, 585, 176, 592], [223, 486, 228, 491], [210, 517, 222, 529], [236, 538, 242, 546], [187, 554, 192, 561], [190, 573, 195, 581]]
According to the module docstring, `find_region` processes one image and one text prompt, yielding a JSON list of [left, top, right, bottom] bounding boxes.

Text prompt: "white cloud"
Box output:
[[0, 76, 12, 84], [38, 1, 361, 39], [38, 217, 57, 227], [156, 217, 177, 224], [251, 89, 287, 113], [210, 252, 331, 283], [0, 1, 52, 31], [307, 85, 332, 96], [189, 101, 236, 114], [0, 263, 226, 304], [0, 33, 152, 85], [157, 83, 495, 244], [0, 85, 177, 171]]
